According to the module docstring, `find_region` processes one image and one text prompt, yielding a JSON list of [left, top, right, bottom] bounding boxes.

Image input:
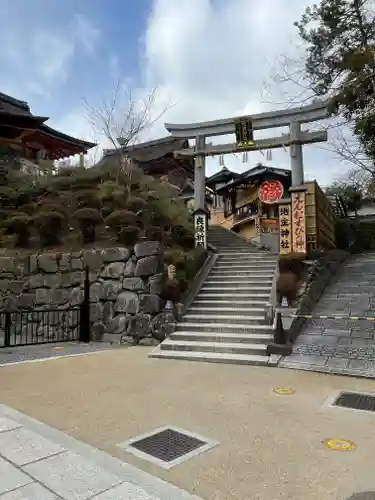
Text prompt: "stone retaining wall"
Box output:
[[0, 241, 175, 345]]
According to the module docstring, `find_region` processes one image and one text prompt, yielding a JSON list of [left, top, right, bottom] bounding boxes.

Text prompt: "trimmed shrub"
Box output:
[[33, 211, 65, 246], [36, 199, 67, 218], [18, 203, 37, 215], [351, 221, 375, 253], [118, 226, 139, 246], [5, 213, 31, 247], [74, 208, 103, 243], [145, 226, 164, 242], [171, 224, 195, 247], [105, 210, 139, 237], [126, 196, 147, 213], [76, 190, 101, 209]]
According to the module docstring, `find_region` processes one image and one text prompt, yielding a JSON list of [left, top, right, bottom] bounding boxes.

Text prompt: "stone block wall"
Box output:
[[0, 241, 175, 345]]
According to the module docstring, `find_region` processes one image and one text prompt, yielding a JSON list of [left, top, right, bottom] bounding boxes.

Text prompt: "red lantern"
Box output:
[[258, 180, 284, 204]]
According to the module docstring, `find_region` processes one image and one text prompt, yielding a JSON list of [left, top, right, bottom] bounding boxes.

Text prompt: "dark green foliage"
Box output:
[[164, 247, 207, 295], [105, 209, 139, 234], [74, 208, 103, 243], [145, 226, 164, 242], [33, 211, 65, 247], [18, 203, 37, 216], [335, 218, 355, 249], [118, 226, 139, 246], [5, 213, 31, 247], [335, 218, 375, 252], [326, 182, 364, 214], [0, 160, 193, 251], [76, 190, 101, 209], [126, 196, 147, 213], [295, 0, 375, 161]]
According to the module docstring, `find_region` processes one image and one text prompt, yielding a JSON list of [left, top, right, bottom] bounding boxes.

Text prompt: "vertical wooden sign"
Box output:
[[291, 190, 307, 254], [278, 204, 292, 254]]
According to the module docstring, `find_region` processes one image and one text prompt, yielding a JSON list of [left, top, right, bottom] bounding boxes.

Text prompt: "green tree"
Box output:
[[326, 180, 364, 215], [294, 0, 375, 165]]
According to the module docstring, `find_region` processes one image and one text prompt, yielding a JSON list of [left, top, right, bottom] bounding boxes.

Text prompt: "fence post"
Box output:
[[4, 311, 11, 347], [79, 266, 91, 343], [274, 311, 287, 345]]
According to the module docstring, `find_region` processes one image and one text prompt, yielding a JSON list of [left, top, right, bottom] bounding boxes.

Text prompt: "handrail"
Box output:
[[180, 251, 219, 316]]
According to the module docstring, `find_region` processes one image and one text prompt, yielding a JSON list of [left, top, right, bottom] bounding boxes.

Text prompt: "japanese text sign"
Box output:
[[291, 191, 306, 254], [278, 204, 292, 254]]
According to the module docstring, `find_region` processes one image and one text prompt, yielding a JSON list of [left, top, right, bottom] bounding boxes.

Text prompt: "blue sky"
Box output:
[[0, 0, 356, 184]]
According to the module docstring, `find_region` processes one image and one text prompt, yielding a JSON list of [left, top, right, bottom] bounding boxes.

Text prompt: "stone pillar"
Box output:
[[289, 122, 304, 187], [194, 135, 206, 211]]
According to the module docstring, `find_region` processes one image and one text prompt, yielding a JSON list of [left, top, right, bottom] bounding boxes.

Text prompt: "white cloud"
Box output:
[[140, 0, 352, 185], [0, 6, 100, 101]]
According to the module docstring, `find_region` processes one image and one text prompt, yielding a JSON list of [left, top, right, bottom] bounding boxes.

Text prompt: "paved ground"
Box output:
[[281, 253, 375, 378], [1, 347, 375, 500], [0, 342, 116, 366]]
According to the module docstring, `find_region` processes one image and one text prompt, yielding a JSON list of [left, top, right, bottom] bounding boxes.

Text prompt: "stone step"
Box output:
[[198, 292, 270, 299], [209, 270, 274, 281], [200, 285, 271, 293], [214, 264, 276, 270], [170, 331, 273, 344], [160, 339, 268, 356], [193, 298, 269, 307], [217, 251, 278, 256], [218, 255, 276, 260], [210, 264, 275, 277], [149, 348, 271, 366], [175, 322, 271, 333], [189, 306, 265, 315], [205, 278, 273, 285], [181, 314, 265, 324]]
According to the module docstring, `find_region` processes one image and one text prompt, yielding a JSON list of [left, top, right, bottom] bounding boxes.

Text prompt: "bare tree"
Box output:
[[84, 79, 172, 161], [262, 47, 375, 181]]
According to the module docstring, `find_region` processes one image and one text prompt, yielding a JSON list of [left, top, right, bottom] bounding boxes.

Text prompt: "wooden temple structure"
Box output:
[[0, 92, 96, 174], [207, 163, 338, 254]]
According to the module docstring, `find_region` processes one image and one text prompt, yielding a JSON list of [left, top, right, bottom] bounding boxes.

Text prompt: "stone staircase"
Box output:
[[149, 226, 278, 366]]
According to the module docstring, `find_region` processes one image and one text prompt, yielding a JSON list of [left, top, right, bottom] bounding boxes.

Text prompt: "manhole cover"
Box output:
[[348, 493, 375, 500], [333, 391, 375, 412], [118, 426, 219, 468]]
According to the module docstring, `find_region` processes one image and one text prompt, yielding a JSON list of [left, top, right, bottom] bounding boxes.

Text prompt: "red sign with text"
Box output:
[[258, 180, 284, 204]]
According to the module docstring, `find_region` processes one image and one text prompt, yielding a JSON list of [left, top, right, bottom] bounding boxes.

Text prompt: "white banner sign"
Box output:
[[194, 213, 207, 249]]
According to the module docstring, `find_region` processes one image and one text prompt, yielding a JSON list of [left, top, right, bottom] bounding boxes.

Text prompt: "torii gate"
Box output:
[[165, 100, 330, 250]]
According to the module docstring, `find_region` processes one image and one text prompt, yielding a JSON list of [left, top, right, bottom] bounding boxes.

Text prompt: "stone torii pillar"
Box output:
[[290, 122, 304, 187], [193, 135, 208, 249], [194, 135, 206, 212]]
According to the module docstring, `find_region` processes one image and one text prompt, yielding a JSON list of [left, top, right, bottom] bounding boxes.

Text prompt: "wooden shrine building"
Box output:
[[208, 163, 338, 254], [0, 92, 96, 175]]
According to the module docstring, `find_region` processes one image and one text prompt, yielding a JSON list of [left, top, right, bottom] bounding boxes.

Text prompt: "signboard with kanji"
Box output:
[[278, 204, 292, 254], [258, 180, 284, 204], [261, 218, 279, 234], [194, 213, 207, 249], [255, 216, 261, 236], [291, 191, 307, 254], [234, 118, 255, 148]]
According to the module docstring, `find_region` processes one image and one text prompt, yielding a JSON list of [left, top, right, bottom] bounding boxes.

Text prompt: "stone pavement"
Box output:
[[0, 342, 117, 366], [2, 348, 375, 500], [0, 404, 202, 500], [280, 253, 375, 378]]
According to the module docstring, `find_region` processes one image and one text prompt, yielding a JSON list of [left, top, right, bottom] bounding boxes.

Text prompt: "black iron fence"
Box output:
[[0, 267, 91, 348]]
